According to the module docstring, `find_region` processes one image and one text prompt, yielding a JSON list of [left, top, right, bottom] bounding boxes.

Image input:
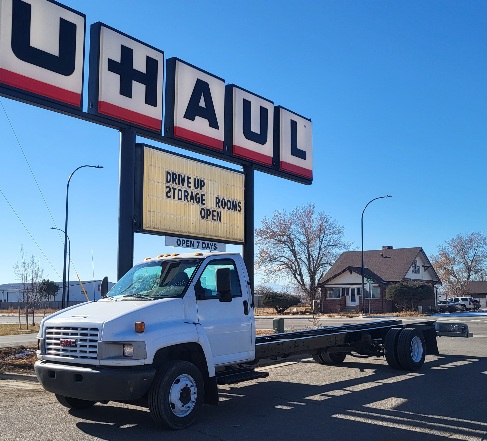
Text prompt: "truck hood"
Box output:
[[41, 298, 184, 330]]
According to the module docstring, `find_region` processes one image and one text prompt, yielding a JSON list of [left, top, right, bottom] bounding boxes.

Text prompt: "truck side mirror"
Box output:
[[216, 268, 232, 302], [100, 276, 108, 298]]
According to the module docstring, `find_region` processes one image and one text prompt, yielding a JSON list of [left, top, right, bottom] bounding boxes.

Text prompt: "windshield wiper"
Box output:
[[120, 293, 154, 301]]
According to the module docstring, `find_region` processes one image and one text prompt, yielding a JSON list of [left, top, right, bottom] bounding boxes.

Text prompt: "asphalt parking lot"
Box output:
[[1, 314, 486, 441]]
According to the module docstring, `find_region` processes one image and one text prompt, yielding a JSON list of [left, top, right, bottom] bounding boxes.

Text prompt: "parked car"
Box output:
[[452, 297, 479, 311], [436, 300, 462, 313], [469, 298, 481, 310]]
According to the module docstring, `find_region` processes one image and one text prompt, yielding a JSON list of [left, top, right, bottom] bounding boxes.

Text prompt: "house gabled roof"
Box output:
[[466, 281, 487, 295], [320, 266, 386, 286], [319, 247, 440, 286]]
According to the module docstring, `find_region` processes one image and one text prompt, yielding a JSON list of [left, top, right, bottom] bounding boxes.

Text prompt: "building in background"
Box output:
[[319, 246, 440, 314], [0, 280, 115, 309]]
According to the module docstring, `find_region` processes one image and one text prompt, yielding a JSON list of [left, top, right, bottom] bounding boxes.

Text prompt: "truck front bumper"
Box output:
[[34, 360, 156, 402]]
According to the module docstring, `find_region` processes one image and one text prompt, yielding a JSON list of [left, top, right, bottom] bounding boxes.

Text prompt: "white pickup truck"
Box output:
[[34, 252, 468, 430]]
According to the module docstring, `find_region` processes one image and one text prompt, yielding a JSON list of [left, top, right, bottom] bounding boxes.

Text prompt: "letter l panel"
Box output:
[[0, 0, 85, 108], [88, 23, 164, 132], [275, 106, 313, 182]]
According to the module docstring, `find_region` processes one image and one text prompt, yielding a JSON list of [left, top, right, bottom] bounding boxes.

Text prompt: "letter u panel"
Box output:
[[225, 85, 274, 166], [0, 0, 85, 108]]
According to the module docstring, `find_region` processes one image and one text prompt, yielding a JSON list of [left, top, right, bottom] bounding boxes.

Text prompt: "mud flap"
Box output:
[[422, 326, 439, 356]]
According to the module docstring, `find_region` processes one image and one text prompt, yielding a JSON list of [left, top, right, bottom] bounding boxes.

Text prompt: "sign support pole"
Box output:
[[118, 128, 136, 280], [243, 164, 255, 301]]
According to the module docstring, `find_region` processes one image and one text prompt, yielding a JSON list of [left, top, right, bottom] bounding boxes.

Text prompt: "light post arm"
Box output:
[[61, 165, 103, 309], [361, 195, 392, 313]]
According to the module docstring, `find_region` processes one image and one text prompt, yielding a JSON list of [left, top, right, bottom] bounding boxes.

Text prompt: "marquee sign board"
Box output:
[[88, 23, 164, 132], [225, 85, 274, 166], [0, 0, 313, 184], [0, 0, 85, 108], [136, 144, 245, 244]]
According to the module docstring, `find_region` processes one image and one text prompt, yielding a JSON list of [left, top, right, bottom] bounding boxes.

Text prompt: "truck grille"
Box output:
[[45, 326, 99, 359]]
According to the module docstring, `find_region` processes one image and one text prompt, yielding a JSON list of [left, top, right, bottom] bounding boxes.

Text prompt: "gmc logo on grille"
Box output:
[[59, 339, 77, 347]]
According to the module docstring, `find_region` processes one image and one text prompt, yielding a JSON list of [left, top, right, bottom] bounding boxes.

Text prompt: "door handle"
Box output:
[[243, 300, 249, 315]]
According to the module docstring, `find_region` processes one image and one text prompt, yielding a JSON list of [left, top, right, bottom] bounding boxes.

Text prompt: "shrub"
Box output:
[[262, 292, 301, 314], [386, 281, 434, 312]]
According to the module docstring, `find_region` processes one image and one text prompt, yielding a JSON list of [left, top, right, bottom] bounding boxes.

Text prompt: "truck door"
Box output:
[[194, 257, 254, 366]]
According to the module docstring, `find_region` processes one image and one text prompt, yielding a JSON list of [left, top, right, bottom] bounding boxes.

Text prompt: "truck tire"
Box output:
[[148, 360, 204, 430], [55, 394, 96, 410], [384, 328, 402, 369], [396, 328, 425, 371], [312, 349, 346, 365]]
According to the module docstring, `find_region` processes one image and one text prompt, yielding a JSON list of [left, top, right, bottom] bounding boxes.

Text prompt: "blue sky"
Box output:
[[0, 0, 486, 286]]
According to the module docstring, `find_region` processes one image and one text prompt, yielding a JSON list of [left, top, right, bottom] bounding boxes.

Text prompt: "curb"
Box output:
[[0, 372, 38, 382]]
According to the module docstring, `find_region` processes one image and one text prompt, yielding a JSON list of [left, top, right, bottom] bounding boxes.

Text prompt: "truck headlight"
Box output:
[[123, 344, 134, 357], [98, 341, 146, 360]]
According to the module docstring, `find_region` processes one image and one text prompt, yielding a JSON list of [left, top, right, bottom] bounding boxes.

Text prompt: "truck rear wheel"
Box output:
[[312, 349, 346, 365], [55, 394, 96, 410], [148, 360, 204, 430], [397, 328, 425, 371], [384, 328, 402, 369]]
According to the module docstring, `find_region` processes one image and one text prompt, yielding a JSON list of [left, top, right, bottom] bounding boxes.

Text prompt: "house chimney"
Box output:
[[382, 246, 393, 250]]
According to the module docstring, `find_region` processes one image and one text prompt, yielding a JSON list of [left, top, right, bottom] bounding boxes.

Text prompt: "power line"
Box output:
[[0, 187, 60, 278], [0, 99, 59, 228]]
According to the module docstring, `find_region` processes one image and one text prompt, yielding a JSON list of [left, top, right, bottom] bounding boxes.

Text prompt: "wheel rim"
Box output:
[[410, 336, 423, 363], [169, 374, 198, 417]]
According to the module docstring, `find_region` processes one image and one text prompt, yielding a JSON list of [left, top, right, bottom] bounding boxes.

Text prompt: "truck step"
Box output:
[[216, 368, 269, 385]]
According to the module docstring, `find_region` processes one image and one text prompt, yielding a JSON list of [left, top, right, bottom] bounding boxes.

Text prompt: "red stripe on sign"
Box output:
[[174, 126, 223, 151], [0, 68, 81, 107], [233, 145, 272, 165], [98, 101, 161, 132], [280, 161, 313, 179]]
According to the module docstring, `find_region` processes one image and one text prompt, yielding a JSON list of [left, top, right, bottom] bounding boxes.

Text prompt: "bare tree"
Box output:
[[14, 246, 44, 327], [255, 204, 351, 304], [430, 232, 487, 297]]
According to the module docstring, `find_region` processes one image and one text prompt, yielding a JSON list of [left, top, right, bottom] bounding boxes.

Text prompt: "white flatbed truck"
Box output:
[[34, 252, 468, 429]]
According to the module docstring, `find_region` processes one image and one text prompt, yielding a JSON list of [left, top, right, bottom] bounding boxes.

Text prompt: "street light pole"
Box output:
[[61, 165, 103, 309], [51, 227, 70, 306], [361, 195, 392, 314]]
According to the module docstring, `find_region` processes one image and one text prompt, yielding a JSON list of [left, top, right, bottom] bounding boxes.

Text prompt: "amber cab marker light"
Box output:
[[135, 322, 145, 333]]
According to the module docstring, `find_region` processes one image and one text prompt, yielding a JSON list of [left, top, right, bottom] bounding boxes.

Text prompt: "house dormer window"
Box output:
[[411, 259, 420, 274]]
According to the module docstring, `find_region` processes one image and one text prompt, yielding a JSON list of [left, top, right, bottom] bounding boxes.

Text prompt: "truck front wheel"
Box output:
[[148, 360, 204, 430], [55, 394, 96, 410]]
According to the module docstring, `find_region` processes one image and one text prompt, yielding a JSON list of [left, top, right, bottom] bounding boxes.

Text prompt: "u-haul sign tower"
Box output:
[[0, 0, 313, 286]]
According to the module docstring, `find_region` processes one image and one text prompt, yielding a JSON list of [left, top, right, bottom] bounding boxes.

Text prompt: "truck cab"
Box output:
[[35, 252, 255, 429]]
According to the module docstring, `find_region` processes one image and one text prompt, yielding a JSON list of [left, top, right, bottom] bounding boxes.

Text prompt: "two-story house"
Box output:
[[318, 246, 441, 314]]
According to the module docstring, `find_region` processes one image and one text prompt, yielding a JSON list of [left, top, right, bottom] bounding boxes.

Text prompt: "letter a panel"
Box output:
[[88, 23, 164, 132], [0, 0, 85, 109], [165, 57, 225, 151]]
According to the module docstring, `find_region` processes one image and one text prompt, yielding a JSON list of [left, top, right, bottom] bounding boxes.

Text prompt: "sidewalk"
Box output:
[[0, 333, 37, 348]]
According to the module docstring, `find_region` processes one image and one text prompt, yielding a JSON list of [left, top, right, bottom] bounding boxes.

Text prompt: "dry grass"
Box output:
[[0, 324, 40, 336], [0, 346, 37, 373]]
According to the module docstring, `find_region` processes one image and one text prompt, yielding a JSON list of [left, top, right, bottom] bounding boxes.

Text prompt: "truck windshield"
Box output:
[[107, 259, 201, 300]]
